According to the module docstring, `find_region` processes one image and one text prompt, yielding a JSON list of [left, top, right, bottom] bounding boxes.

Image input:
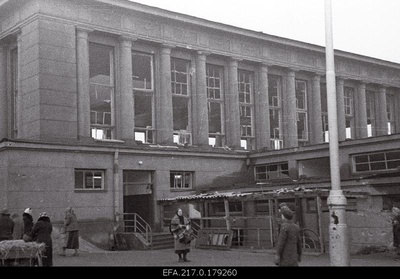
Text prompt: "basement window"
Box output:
[[75, 169, 105, 191]]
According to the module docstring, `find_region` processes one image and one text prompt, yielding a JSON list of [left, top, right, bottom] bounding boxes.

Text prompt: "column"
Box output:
[[311, 74, 323, 144], [119, 35, 136, 143], [0, 46, 7, 139], [283, 69, 298, 148], [156, 45, 174, 144], [336, 78, 346, 142], [194, 51, 209, 146], [376, 85, 388, 136], [256, 63, 270, 149], [356, 82, 368, 138], [76, 26, 93, 140], [226, 57, 241, 148]]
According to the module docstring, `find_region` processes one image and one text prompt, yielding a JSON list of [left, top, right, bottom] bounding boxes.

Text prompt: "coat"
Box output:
[[23, 213, 34, 235], [64, 212, 79, 232], [11, 215, 24, 240], [275, 220, 302, 266], [0, 214, 14, 241], [170, 214, 191, 253], [31, 216, 53, 266], [393, 214, 400, 247]]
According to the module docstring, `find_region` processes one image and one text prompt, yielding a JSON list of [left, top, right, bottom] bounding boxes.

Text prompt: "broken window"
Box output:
[[170, 171, 193, 190], [296, 80, 308, 142], [75, 169, 105, 190], [320, 82, 329, 142], [132, 52, 154, 143], [366, 90, 376, 137], [171, 58, 191, 145], [89, 43, 115, 140], [238, 70, 254, 150], [344, 87, 355, 139], [206, 64, 224, 146], [269, 75, 283, 150]]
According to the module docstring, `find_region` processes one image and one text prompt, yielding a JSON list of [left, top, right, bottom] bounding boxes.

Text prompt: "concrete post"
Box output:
[[226, 58, 241, 149], [377, 86, 388, 136], [311, 74, 323, 144], [194, 51, 209, 146], [336, 78, 346, 142], [0, 46, 7, 140], [256, 63, 271, 150], [284, 69, 298, 148], [356, 82, 368, 139]]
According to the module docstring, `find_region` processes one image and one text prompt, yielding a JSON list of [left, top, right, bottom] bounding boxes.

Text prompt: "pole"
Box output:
[[324, 0, 350, 266]]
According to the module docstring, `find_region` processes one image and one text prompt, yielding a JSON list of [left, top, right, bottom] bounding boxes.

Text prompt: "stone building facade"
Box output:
[[0, 0, 399, 252]]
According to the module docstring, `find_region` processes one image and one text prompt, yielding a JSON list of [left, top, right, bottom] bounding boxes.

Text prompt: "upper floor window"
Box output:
[[206, 64, 224, 147], [353, 150, 400, 173], [75, 169, 105, 190], [366, 90, 376, 137], [269, 75, 283, 150], [170, 171, 193, 190], [255, 162, 290, 181], [171, 58, 192, 145], [296, 80, 308, 142], [238, 70, 254, 150], [344, 87, 355, 139], [133, 51, 155, 144], [89, 43, 115, 140], [387, 93, 396, 135]]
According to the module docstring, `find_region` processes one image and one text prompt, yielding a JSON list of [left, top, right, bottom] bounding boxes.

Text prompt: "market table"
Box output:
[[0, 240, 45, 266]]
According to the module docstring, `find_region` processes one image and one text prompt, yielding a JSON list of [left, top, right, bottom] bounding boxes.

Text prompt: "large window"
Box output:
[[238, 70, 254, 150], [132, 52, 155, 143], [255, 163, 290, 181], [206, 64, 224, 147], [296, 80, 308, 143], [171, 58, 191, 145], [89, 43, 115, 140], [344, 87, 355, 139], [353, 150, 400, 173], [208, 201, 243, 216], [170, 171, 193, 190], [366, 90, 376, 137], [269, 75, 283, 150], [75, 169, 105, 190]]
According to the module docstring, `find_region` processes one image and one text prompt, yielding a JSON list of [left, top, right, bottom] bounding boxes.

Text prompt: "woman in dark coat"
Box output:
[[170, 208, 192, 262], [274, 208, 302, 267], [31, 212, 53, 267], [22, 208, 34, 239]]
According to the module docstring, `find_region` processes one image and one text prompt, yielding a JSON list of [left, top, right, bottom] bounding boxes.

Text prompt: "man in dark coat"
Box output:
[[274, 208, 302, 266], [31, 212, 53, 266], [0, 209, 14, 241]]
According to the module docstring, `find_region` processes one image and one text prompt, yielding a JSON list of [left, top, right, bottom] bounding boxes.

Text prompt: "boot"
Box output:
[[183, 253, 191, 262]]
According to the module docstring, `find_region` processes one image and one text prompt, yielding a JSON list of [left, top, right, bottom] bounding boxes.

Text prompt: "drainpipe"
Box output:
[[113, 150, 120, 223]]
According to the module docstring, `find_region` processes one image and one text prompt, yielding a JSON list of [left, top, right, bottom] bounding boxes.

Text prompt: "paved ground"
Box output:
[[52, 247, 400, 267]]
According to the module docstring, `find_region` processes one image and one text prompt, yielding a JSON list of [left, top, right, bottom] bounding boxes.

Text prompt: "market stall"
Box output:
[[0, 240, 45, 266]]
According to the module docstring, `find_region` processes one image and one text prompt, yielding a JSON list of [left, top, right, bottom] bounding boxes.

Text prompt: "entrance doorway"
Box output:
[[123, 170, 153, 228]]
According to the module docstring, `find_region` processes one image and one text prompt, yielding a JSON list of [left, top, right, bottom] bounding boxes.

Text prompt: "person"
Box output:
[[31, 212, 53, 267], [276, 202, 290, 234], [22, 207, 34, 240], [392, 207, 400, 260], [170, 208, 192, 262], [274, 208, 302, 267], [62, 207, 79, 256], [11, 212, 24, 240], [0, 209, 14, 241]]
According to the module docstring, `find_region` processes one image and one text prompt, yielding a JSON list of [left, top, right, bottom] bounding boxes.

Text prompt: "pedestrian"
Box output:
[[276, 202, 290, 234], [0, 209, 14, 241], [61, 207, 79, 256], [22, 207, 34, 241], [11, 212, 24, 240], [31, 212, 53, 267], [391, 207, 400, 260], [170, 208, 192, 263], [274, 208, 302, 267]]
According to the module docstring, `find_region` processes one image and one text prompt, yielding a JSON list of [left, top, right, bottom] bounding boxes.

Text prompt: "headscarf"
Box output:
[[176, 208, 185, 224]]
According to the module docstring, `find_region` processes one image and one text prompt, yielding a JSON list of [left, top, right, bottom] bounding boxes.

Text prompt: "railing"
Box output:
[[120, 213, 152, 246], [300, 228, 322, 254]]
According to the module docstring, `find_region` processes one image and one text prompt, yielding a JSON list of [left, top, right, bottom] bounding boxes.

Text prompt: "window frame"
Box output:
[[238, 69, 254, 150], [268, 74, 283, 150], [295, 79, 308, 142], [75, 169, 105, 191], [170, 171, 194, 191], [352, 149, 400, 173]]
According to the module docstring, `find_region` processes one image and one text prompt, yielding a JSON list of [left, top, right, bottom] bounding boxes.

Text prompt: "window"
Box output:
[[320, 82, 329, 142], [132, 52, 155, 143], [75, 169, 105, 190], [387, 93, 396, 135], [254, 200, 270, 215], [238, 70, 254, 150], [255, 163, 290, 181], [344, 87, 355, 139], [206, 64, 224, 146], [353, 150, 400, 172], [296, 80, 308, 142], [269, 75, 283, 150], [208, 201, 243, 215], [170, 171, 193, 190], [171, 58, 191, 145], [89, 43, 115, 140], [366, 90, 376, 137], [306, 197, 357, 212], [11, 47, 18, 139]]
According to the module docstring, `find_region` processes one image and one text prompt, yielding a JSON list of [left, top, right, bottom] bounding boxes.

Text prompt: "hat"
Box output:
[[24, 208, 32, 215], [281, 208, 293, 220], [1, 209, 10, 216], [39, 212, 48, 218], [279, 203, 288, 209]]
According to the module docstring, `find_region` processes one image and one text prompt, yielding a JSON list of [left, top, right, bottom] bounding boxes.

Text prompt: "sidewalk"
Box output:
[[52, 247, 400, 267]]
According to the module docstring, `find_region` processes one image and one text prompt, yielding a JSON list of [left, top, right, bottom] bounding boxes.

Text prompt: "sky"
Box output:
[[129, 0, 400, 63]]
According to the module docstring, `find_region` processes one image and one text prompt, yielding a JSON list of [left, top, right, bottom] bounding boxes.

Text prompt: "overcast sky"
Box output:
[[129, 0, 400, 63]]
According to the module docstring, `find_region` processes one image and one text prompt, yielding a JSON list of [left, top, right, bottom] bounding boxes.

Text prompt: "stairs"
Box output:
[[151, 232, 174, 250]]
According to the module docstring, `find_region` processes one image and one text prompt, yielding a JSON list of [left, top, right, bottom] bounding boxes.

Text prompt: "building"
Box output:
[[0, 0, 399, 253]]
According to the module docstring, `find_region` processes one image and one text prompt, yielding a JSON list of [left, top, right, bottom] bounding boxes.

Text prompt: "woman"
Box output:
[[31, 212, 53, 267], [62, 207, 79, 256], [22, 208, 34, 240], [170, 208, 192, 262]]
